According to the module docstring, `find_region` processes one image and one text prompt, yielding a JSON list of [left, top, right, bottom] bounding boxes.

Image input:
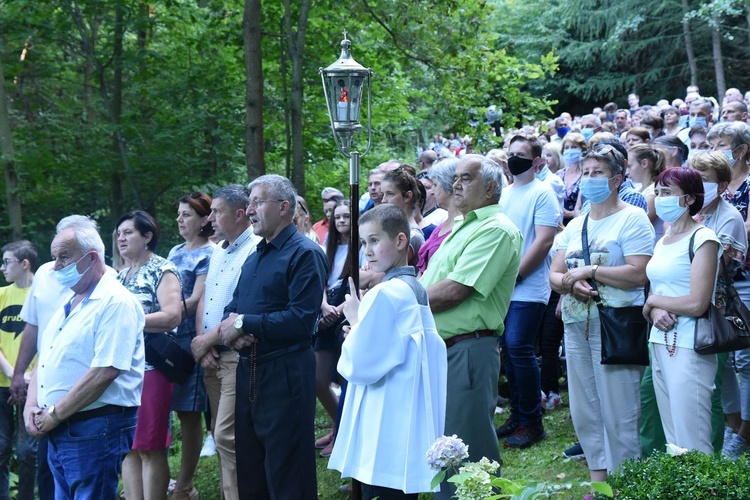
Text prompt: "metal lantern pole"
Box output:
[[319, 31, 372, 500], [320, 31, 373, 293]]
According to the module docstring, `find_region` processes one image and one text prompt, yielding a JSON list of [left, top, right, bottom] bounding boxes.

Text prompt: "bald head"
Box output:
[[378, 160, 401, 172], [726, 88, 743, 103], [419, 150, 438, 171]]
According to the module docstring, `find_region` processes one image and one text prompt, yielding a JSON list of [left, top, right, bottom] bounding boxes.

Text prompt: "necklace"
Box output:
[[664, 329, 678, 356]]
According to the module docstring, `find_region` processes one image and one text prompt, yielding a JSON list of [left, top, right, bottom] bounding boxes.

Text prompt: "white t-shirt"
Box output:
[[544, 173, 565, 218], [328, 245, 348, 288], [646, 227, 722, 348], [422, 207, 448, 227], [500, 179, 561, 303], [556, 205, 655, 324]]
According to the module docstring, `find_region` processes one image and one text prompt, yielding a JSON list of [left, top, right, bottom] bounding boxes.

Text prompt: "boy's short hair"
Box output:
[[359, 204, 409, 245], [2, 240, 38, 272]]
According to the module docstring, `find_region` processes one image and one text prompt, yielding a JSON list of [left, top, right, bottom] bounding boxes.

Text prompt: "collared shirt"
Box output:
[[202, 227, 260, 333], [420, 204, 523, 339], [37, 273, 145, 410], [225, 223, 327, 357], [21, 262, 67, 348]]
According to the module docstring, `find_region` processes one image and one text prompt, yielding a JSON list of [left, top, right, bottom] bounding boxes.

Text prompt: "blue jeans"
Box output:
[[37, 435, 54, 500], [500, 301, 547, 426], [47, 408, 136, 500], [0, 388, 36, 500]]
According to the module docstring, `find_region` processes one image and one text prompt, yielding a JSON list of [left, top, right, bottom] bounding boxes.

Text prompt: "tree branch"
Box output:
[[360, 0, 434, 67]]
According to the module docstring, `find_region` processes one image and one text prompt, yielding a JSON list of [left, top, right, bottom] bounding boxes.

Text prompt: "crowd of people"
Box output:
[[0, 83, 748, 499]]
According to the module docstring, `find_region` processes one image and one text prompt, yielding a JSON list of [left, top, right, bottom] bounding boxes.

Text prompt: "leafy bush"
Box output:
[[603, 451, 750, 499]]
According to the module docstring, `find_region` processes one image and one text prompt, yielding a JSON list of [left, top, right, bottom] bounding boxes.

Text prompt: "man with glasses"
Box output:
[[0, 241, 37, 500], [24, 222, 144, 499], [218, 175, 327, 499], [312, 187, 344, 243]]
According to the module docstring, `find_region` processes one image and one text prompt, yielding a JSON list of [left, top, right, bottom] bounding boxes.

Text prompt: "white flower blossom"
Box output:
[[426, 435, 470, 471]]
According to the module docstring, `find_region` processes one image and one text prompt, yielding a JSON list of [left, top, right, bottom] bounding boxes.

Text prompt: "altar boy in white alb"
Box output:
[[328, 204, 447, 499]]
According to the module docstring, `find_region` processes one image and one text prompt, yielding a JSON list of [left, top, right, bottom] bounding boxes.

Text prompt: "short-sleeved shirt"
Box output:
[[167, 243, 214, 335], [0, 285, 30, 387], [118, 255, 180, 371], [37, 273, 146, 410], [203, 228, 260, 333], [556, 206, 654, 324], [420, 204, 523, 339], [20, 262, 67, 340], [500, 179, 561, 303], [647, 227, 722, 349], [722, 174, 750, 281]]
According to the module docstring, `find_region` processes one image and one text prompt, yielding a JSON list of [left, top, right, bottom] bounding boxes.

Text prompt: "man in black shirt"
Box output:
[[219, 174, 327, 499]]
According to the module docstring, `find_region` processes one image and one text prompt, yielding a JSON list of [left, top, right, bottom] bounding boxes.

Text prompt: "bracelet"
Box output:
[[591, 264, 599, 281]]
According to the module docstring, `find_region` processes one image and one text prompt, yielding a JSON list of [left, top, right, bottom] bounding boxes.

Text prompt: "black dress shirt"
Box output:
[[224, 222, 328, 357]]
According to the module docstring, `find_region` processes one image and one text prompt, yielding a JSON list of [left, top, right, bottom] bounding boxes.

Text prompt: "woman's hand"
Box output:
[[319, 302, 340, 328], [562, 266, 592, 288], [649, 306, 677, 331], [570, 279, 597, 303]]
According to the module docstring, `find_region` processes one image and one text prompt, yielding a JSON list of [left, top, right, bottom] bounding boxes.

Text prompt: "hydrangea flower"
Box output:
[[426, 435, 470, 471], [454, 458, 500, 500]]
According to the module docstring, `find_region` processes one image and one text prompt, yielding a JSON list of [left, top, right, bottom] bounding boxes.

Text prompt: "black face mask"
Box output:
[[508, 156, 534, 176]]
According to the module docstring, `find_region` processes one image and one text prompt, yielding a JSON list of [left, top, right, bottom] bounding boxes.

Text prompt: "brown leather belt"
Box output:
[[444, 330, 495, 348]]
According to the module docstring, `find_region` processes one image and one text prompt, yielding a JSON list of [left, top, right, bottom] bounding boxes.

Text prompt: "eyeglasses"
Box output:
[[417, 172, 429, 179], [1, 259, 18, 267], [248, 199, 285, 209]]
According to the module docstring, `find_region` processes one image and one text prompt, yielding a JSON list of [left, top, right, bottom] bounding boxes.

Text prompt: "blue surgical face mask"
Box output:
[[655, 195, 688, 224], [563, 148, 582, 165], [557, 126, 570, 138], [580, 176, 615, 204], [606, 113, 616, 122], [535, 165, 550, 181], [581, 128, 595, 141], [54, 253, 92, 288], [691, 116, 707, 128], [723, 149, 736, 164], [702, 181, 719, 207]]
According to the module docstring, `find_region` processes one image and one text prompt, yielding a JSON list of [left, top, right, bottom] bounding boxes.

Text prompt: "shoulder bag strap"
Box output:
[[581, 215, 602, 304]]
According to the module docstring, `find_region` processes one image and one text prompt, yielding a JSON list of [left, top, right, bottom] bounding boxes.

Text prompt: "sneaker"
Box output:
[[722, 426, 734, 453], [495, 417, 518, 438], [199, 434, 216, 457], [542, 391, 562, 411], [315, 431, 334, 449], [722, 432, 748, 461], [563, 442, 585, 459], [504, 423, 547, 448]]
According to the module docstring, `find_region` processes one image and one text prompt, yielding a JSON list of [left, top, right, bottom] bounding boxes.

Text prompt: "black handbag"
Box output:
[[582, 215, 650, 366], [688, 228, 750, 355], [144, 294, 196, 385]]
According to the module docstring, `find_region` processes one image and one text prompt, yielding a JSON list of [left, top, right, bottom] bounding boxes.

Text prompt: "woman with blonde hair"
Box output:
[[628, 144, 666, 242], [558, 132, 588, 224]]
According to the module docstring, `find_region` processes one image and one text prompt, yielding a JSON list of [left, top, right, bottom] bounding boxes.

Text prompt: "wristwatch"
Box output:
[[233, 314, 244, 333], [48, 405, 61, 424]]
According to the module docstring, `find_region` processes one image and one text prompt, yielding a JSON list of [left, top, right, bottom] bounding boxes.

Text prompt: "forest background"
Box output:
[[1, 0, 749, 263]]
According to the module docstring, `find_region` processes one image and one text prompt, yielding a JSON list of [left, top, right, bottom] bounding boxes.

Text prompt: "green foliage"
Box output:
[[602, 451, 750, 499]]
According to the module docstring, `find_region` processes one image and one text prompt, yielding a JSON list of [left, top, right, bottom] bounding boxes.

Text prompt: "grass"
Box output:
[[168, 386, 592, 499]]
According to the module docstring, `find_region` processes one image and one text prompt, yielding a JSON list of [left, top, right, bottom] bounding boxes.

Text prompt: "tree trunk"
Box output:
[[280, 18, 291, 180], [681, 0, 698, 87], [285, 0, 313, 197], [711, 16, 726, 103], [746, 4, 750, 58], [0, 58, 22, 239], [112, 5, 125, 221], [244, 0, 264, 181]]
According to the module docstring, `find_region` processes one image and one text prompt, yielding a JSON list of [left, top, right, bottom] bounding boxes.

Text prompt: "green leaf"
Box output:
[[430, 469, 446, 490]]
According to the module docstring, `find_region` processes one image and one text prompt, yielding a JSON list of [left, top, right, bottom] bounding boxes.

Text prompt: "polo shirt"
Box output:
[[420, 204, 523, 339]]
